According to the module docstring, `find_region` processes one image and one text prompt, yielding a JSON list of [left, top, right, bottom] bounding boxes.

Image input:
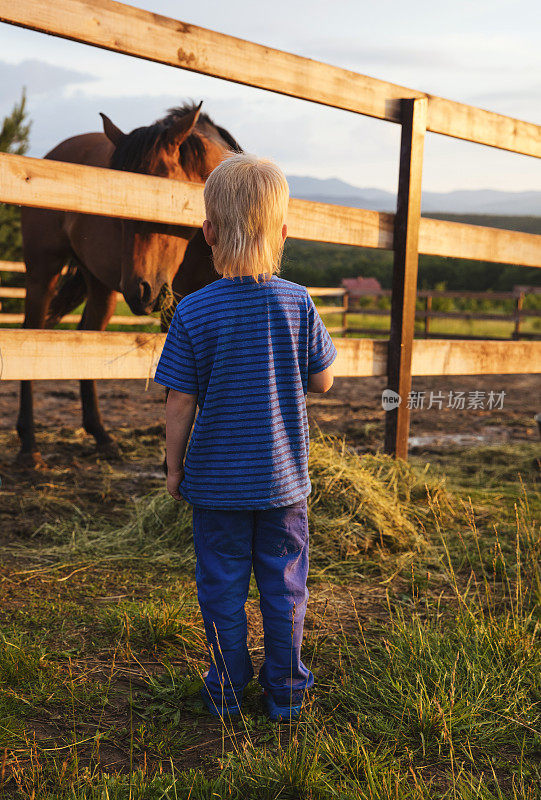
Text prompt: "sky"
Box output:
[[0, 0, 539, 194]]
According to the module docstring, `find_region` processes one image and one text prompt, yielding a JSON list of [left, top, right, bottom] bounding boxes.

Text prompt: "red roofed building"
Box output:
[[341, 276, 382, 297]]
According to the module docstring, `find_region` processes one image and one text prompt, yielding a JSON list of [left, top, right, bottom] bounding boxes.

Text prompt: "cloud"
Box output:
[[304, 42, 460, 71], [0, 59, 94, 103], [464, 86, 541, 120], [303, 32, 539, 78]]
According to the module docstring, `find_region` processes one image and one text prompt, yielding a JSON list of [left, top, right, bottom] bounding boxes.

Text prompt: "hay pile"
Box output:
[[32, 430, 438, 572], [107, 429, 431, 570], [307, 430, 427, 569]]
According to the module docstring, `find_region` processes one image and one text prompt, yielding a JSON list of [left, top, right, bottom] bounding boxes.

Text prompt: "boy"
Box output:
[[153, 153, 337, 721]]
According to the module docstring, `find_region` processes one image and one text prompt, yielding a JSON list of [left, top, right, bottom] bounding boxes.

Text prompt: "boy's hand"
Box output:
[[167, 467, 184, 501]]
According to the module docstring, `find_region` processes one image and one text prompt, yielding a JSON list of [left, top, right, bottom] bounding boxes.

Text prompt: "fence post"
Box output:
[[342, 290, 349, 336], [384, 97, 428, 459]]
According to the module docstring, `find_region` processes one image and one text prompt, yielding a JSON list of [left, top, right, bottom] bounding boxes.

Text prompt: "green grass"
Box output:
[[0, 431, 539, 798], [314, 310, 540, 340]]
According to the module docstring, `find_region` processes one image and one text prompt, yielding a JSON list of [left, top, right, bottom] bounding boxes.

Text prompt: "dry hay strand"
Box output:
[[23, 429, 444, 573], [307, 429, 428, 567], [157, 283, 179, 331]]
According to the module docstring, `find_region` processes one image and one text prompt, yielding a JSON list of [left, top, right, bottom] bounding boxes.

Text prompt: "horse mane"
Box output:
[[109, 103, 243, 174]]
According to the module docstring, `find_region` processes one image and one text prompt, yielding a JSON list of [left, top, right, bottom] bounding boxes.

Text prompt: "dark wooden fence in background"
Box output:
[[320, 287, 541, 340]]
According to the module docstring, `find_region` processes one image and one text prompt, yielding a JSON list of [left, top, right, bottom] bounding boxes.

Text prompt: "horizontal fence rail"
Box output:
[[1, 153, 540, 267], [0, 0, 540, 157], [0, 330, 539, 381]]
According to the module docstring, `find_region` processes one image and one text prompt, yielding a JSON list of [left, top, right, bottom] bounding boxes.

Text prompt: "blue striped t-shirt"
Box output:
[[153, 274, 338, 509]]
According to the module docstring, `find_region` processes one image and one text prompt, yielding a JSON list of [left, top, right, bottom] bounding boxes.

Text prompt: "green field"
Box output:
[[314, 310, 541, 340], [1, 428, 540, 799]]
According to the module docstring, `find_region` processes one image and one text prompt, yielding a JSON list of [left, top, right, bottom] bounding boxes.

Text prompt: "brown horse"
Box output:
[[17, 103, 242, 467]]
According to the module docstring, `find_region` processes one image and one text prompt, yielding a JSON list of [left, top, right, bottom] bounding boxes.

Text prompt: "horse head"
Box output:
[[101, 103, 241, 315]]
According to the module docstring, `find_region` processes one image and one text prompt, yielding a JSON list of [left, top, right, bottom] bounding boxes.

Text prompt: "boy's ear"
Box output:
[[282, 223, 288, 241], [202, 219, 217, 247]]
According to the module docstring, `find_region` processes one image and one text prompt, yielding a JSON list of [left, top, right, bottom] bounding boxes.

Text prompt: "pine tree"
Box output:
[[0, 89, 32, 262]]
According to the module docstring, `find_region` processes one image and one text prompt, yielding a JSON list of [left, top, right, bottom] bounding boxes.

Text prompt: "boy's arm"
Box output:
[[153, 305, 199, 500], [307, 365, 334, 393], [306, 292, 337, 394], [165, 389, 198, 500]]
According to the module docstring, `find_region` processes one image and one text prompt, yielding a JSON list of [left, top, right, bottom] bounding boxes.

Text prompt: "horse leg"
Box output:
[[16, 271, 62, 468], [77, 274, 120, 457]]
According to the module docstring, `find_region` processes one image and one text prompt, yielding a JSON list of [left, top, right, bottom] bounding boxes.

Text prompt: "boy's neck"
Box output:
[[225, 272, 273, 281]]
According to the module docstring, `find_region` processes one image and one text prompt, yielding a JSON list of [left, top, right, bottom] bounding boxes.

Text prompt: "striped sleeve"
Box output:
[[153, 307, 199, 394], [307, 294, 338, 375]]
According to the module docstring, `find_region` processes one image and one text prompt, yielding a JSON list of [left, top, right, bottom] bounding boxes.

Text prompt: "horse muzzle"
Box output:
[[124, 278, 156, 316]]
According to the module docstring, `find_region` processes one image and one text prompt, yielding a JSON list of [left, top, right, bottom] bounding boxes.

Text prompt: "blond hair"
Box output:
[[203, 153, 289, 282]]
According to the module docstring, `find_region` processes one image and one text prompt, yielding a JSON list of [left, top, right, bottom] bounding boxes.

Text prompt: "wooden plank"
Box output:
[[419, 217, 541, 266], [425, 97, 540, 158], [346, 309, 391, 317], [2, 153, 540, 266], [0, 152, 394, 248], [333, 339, 387, 376], [108, 315, 160, 326], [288, 197, 394, 249], [411, 339, 541, 375], [0, 329, 166, 380], [0, 287, 25, 298], [307, 287, 346, 296], [0, 152, 206, 226], [0, 261, 26, 273], [0, 0, 539, 156], [0, 314, 160, 326], [384, 98, 428, 459], [0, 315, 29, 325], [0, 329, 386, 380], [0, 330, 538, 380]]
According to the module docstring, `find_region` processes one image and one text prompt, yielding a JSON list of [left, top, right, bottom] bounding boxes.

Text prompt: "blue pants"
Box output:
[[192, 499, 314, 708]]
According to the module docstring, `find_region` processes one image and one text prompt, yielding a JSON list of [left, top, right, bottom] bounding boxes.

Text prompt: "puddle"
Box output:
[[408, 432, 504, 449]]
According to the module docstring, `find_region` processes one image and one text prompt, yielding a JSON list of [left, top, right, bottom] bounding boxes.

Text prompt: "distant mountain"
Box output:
[[286, 175, 541, 216]]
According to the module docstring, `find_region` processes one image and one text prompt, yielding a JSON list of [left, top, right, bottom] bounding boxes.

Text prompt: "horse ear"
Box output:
[[165, 101, 203, 145], [100, 113, 125, 146]]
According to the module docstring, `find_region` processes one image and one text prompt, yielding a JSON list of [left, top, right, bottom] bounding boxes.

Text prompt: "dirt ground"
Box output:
[[1, 372, 539, 544], [1, 373, 539, 452]]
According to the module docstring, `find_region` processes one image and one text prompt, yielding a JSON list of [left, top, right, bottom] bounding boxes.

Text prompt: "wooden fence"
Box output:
[[5, 262, 537, 340], [0, 0, 540, 458], [344, 288, 541, 340]]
